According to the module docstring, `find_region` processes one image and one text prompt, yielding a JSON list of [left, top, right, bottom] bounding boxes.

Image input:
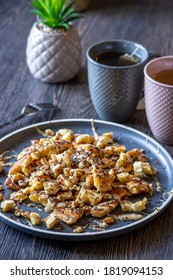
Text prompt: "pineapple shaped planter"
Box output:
[[26, 23, 82, 83], [26, 0, 82, 83]]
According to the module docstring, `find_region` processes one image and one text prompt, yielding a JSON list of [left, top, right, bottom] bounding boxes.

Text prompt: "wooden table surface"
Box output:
[[0, 0, 173, 260]]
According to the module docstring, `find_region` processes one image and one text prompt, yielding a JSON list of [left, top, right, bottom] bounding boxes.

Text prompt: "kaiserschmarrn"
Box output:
[[1, 127, 157, 231]]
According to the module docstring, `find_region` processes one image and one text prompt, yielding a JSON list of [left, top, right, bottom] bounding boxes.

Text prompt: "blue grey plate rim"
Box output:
[[0, 118, 173, 241]]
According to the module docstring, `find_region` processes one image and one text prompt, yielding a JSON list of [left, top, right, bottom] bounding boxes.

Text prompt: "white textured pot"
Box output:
[[68, 0, 91, 12], [26, 23, 82, 83]]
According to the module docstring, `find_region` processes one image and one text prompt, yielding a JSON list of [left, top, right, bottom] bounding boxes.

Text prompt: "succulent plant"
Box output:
[[31, 0, 81, 30]]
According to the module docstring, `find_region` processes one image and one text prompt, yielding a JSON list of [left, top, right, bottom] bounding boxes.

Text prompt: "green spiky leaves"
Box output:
[[31, 0, 81, 30]]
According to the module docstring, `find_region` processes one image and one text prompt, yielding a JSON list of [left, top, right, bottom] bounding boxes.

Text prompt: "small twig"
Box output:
[[91, 119, 99, 140]]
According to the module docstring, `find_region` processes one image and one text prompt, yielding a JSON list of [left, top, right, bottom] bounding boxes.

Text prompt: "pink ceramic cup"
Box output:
[[144, 56, 173, 145]]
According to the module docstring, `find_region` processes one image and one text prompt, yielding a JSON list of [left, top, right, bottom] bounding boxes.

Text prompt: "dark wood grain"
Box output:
[[0, 0, 173, 260]]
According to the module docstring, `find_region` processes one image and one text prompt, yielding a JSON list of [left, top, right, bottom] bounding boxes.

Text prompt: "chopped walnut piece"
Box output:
[[102, 216, 115, 225], [0, 165, 3, 173]]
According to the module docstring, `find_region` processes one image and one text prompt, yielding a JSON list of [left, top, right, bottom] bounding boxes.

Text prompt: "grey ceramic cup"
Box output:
[[144, 56, 173, 145], [86, 40, 149, 122]]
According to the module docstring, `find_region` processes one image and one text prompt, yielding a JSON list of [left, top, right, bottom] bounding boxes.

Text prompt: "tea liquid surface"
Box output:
[[95, 51, 138, 66], [152, 69, 173, 85]]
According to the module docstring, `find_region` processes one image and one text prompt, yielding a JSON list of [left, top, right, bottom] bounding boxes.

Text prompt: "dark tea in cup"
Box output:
[[95, 51, 140, 66]]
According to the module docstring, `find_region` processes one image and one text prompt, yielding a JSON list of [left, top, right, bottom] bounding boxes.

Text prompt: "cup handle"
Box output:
[[148, 50, 161, 60]]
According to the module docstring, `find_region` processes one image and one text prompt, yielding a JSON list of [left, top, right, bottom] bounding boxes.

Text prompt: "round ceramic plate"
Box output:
[[0, 119, 173, 241]]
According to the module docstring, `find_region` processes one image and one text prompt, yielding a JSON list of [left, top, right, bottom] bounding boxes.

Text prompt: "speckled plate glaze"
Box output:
[[0, 119, 173, 241]]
